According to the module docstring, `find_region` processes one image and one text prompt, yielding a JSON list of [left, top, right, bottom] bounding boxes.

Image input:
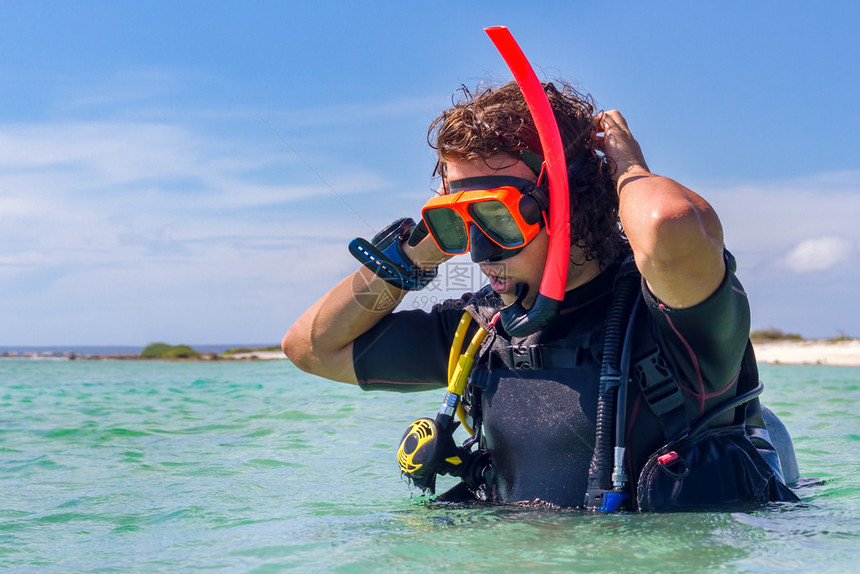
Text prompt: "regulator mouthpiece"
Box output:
[[397, 418, 462, 493], [397, 417, 492, 494]]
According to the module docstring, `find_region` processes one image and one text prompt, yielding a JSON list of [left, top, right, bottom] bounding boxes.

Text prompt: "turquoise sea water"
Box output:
[[1, 359, 858, 573]]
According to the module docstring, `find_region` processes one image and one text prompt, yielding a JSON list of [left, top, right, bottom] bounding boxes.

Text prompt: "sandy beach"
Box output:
[[225, 350, 288, 361], [752, 339, 860, 367]]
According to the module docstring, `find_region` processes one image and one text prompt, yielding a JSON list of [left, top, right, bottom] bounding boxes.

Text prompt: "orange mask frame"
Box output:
[[421, 175, 546, 256]]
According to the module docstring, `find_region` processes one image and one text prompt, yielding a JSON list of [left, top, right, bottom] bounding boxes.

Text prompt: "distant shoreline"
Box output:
[[0, 347, 287, 361], [4, 341, 860, 367]]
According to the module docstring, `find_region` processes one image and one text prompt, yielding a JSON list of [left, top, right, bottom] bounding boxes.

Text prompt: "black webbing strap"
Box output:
[[630, 346, 689, 443], [507, 341, 593, 370]]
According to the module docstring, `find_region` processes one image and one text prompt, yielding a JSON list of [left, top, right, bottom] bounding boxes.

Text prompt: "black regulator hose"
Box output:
[[585, 260, 640, 508]]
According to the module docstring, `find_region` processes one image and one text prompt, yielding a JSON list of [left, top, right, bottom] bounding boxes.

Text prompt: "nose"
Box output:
[[469, 225, 523, 263]]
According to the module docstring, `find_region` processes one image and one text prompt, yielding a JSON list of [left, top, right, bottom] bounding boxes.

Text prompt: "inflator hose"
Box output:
[[586, 267, 640, 499]]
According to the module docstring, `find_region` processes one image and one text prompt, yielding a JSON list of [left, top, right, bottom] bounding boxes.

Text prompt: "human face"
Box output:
[[444, 157, 548, 307]]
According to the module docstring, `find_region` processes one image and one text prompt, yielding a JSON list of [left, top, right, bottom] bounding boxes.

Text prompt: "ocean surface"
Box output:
[[1, 359, 857, 573]]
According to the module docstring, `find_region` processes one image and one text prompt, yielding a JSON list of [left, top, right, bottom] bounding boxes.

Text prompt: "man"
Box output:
[[283, 81, 798, 510]]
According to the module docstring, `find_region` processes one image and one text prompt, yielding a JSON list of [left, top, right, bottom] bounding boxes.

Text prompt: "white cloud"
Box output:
[[4, 108, 857, 343], [0, 120, 390, 256], [781, 236, 856, 273], [697, 170, 860, 271], [0, 118, 390, 331]]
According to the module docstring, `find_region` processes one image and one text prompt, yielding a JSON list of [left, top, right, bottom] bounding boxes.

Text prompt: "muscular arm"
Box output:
[[599, 110, 725, 308], [282, 235, 448, 384]]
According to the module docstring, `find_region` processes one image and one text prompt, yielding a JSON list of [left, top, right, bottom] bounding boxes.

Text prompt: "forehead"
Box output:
[[445, 156, 538, 183]]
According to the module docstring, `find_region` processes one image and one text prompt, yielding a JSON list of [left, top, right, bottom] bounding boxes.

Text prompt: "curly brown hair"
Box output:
[[428, 81, 627, 266]]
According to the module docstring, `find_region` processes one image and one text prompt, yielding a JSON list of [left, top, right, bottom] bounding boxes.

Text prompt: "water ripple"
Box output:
[[0, 360, 856, 571]]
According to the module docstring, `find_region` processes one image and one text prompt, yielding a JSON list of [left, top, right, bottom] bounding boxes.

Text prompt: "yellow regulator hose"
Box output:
[[447, 312, 489, 436]]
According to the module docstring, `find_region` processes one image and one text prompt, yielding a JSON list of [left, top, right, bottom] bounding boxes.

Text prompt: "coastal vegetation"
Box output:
[[140, 343, 200, 359], [749, 329, 803, 343], [134, 344, 282, 361]]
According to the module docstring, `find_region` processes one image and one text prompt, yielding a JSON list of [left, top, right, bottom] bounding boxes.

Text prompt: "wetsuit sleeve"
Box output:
[[352, 301, 465, 392], [642, 255, 751, 411]]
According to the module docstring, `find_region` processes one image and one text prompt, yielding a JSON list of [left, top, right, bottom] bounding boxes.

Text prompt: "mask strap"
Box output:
[[519, 148, 544, 178]]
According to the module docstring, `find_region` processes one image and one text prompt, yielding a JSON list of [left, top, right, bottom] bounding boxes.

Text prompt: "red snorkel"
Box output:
[[484, 26, 571, 336]]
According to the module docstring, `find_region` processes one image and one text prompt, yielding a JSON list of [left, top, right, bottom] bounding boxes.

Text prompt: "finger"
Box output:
[[603, 109, 629, 131], [591, 115, 605, 143], [596, 111, 618, 134]]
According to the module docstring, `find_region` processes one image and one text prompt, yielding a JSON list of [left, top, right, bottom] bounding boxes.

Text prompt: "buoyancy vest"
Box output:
[[462, 263, 617, 506], [459, 259, 800, 510]]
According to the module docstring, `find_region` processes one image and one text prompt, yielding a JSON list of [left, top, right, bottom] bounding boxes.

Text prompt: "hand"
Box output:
[[595, 110, 650, 184], [403, 231, 451, 271], [404, 188, 453, 271], [400, 182, 455, 270]]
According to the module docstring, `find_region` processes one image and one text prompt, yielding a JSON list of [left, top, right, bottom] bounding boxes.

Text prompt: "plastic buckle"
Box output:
[[657, 451, 679, 466], [633, 350, 684, 416], [511, 345, 542, 370], [599, 491, 630, 512], [656, 450, 689, 479]]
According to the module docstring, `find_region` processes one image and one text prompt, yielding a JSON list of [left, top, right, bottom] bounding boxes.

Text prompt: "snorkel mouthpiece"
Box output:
[[485, 26, 571, 337], [499, 286, 561, 335]]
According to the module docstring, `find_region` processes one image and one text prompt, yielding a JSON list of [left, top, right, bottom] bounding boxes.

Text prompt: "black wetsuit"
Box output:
[[354, 256, 774, 507]]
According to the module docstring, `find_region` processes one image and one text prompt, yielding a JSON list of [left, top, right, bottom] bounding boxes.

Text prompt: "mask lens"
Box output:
[[424, 206, 468, 253], [469, 200, 524, 247]]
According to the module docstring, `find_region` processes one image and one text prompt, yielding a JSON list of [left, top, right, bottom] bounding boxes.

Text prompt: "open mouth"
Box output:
[[481, 265, 514, 294]]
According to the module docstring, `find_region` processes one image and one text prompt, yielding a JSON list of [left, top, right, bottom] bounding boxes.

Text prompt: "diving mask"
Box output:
[[421, 175, 548, 261]]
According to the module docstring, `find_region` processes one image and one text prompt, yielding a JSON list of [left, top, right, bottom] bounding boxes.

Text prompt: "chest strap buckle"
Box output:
[[511, 344, 542, 370]]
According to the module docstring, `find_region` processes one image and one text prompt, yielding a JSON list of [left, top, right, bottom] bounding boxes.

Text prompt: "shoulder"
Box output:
[[642, 252, 751, 392]]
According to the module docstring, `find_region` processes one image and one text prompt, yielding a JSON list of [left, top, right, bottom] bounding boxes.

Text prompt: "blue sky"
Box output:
[[1, 0, 858, 346]]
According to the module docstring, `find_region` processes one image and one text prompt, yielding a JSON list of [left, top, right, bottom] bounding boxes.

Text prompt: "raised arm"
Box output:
[[598, 110, 725, 308], [282, 233, 447, 384]]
